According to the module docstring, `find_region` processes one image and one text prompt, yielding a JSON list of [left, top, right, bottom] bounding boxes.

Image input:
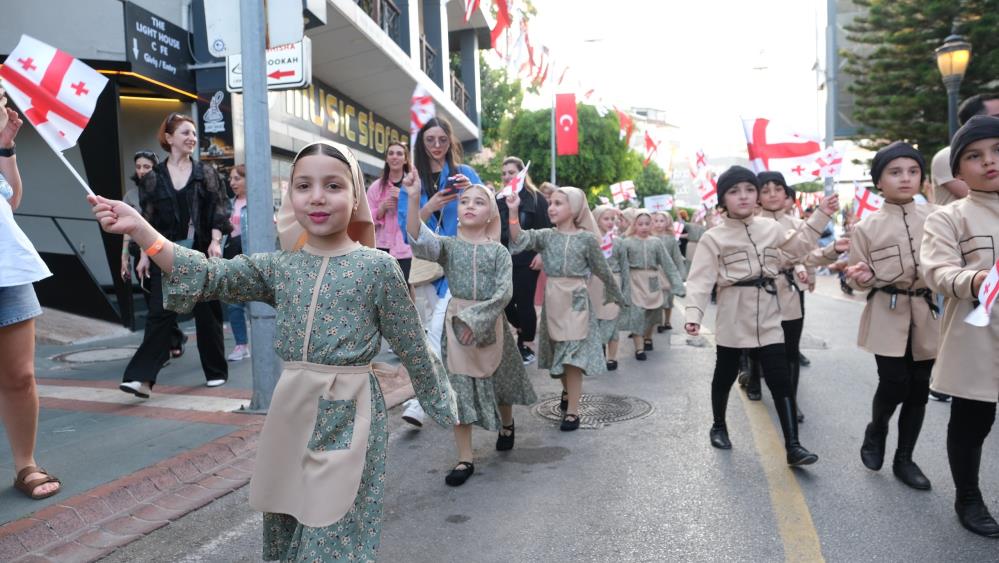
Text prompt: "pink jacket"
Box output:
[[366, 177, 413, 259]]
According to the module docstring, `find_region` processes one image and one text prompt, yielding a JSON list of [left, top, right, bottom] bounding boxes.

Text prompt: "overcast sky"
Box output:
[[508, 0, 828, 159]]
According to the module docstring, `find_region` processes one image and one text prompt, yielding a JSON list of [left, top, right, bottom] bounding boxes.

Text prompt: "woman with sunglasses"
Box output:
[[119, 113, 231, 398]]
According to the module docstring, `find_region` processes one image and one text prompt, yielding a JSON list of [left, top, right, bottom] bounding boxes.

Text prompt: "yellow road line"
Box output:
[[738, 391, 825, 563]]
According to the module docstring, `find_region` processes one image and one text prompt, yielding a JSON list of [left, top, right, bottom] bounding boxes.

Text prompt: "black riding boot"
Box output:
[[860, 396, 896, 471], [745, 357, 762, 401], [948, 439, 999, 537], [776, 397, 818, 466], [892, 404, 931, 490], [789, 360, 804, 422]]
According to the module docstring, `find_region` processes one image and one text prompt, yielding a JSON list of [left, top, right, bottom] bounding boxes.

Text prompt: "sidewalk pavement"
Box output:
[[0, 313, 413, 562]]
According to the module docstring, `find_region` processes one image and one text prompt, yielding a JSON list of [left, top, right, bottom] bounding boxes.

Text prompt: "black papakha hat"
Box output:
[[950, 115, 999, 176], [758, 170, 795, 200], [717, 166, 759, 205], [871, 141, 925, 187]]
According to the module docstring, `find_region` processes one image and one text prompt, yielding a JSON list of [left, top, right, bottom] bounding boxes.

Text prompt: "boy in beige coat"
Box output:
[[921, 115, 999, 538], [684, 166, 838, 466], [842, 142, 940, 492]]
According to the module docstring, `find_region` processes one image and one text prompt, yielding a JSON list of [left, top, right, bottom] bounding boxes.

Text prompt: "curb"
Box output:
[[0, 424, 262, 562]]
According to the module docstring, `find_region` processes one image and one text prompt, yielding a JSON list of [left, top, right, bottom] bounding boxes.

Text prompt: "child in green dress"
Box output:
[[404, 178, 536, 486], [89, 141, 457, 562], [506, 186, 624, 431]]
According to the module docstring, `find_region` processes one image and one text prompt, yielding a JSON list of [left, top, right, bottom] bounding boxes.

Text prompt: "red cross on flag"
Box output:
[[965, 257, 999, 327], [600, 231, 615, 258], [853, 181, 883, 221], [410, 84, 435, 150], [690, 149, 708, 178], [609, 180, 635, 204], [643, 131, 660, 167], [0, 35, 108, 153], [811, 146, 844, 179], [742, 118, 823, 182], [698, 170, 718, 207], [497, 160, 530, 198]]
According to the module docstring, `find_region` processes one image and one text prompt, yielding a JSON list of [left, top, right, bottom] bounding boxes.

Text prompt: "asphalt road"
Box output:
[[99, 278, 999, 562]]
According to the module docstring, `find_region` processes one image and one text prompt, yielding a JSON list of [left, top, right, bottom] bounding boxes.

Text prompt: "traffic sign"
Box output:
[[226, 37, 311, 93]]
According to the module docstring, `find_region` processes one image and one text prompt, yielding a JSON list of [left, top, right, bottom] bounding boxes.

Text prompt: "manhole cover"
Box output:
[[52, 347, 137, 364], [533, 393, 654, 429]]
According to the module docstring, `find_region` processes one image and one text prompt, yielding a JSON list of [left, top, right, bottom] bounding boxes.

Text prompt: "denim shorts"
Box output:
[[0, 283, 42, 328]]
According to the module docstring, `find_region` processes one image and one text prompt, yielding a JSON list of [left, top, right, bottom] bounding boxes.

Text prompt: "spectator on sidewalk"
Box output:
[[224, 164, 250, 361], [0, 94, 61, 499], [367, 141, 413, 281]]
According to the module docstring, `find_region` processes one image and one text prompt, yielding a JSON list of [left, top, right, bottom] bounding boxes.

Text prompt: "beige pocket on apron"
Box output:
[[590, 276, 620, 321], [630, 268, 664, 309], [445, 297, 504, 378], [545, 276, 590, 341]]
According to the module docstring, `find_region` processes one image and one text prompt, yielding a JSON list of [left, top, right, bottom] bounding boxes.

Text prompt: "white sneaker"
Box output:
[[227, 345, 250, 361], [206, 379, 227, 388], [401, 398, 426, 428], [119, 380, 151, 399]]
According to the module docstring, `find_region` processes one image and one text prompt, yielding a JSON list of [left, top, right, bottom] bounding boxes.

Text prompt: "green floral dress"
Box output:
[[616, 236, 685, 334], [597, 237, 622, 344], [657, 234, 688, 309], [510, 229, 623, 377], [409, 224, 536, 430], [164, 245, 457, 563]]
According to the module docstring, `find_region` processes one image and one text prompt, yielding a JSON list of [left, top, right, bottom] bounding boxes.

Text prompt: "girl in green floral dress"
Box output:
[[592, 204, 623, 371], [652, 211, 688, 332], [616, 210, 685, 360], [404, 179, 536, 485], [89, 141, 457, 562], [506, 187, 624, 431]]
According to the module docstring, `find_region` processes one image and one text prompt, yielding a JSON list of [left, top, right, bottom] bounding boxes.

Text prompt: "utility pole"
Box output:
[[824, 0, 837, 196], [240, 0, 280, 411]]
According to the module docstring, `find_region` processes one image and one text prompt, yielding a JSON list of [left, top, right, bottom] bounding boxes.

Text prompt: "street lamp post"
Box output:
[[935, 32, 972, 141]]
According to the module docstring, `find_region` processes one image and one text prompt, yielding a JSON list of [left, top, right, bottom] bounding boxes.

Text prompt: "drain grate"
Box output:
[[52, 347, 137, 364], [533, 393, 654, 429]]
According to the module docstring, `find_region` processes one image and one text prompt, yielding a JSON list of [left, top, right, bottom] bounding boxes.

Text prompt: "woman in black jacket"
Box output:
[[497, 156, 551, 364], [119, 112, 231, 398]]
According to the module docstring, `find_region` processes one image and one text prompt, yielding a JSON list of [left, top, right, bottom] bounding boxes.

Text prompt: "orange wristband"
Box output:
[[508, 218, 519, 225], [145, 236, 167, 257]]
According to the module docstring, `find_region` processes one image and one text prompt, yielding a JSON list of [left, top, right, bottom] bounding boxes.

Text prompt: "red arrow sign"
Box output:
[[268, 69, 296, 80]]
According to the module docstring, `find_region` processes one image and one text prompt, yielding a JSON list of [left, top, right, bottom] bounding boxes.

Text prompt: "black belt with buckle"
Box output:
[[868, 285, 940, 318], [732, 276, 778, 296]]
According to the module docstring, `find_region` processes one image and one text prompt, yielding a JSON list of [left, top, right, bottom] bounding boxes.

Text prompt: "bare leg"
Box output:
[[454, 424, 474, 462], [632, 335, 643, 353], [498, 404, 514, 429], [643, 326, 655, 340], [564, 365, 583, 415], [607, 339, 619, 361], [0, 319, 59, 497], [664, 308, 672, 326]]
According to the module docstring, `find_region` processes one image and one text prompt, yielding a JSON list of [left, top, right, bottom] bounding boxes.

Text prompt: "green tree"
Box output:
[[634, 160, 673, 199], [479, 54, 524, 150], [844, 0, 999, 158], [506, 104, 635, 192]]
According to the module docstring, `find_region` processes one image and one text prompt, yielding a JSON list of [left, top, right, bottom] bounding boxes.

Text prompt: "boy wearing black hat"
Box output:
[[921, 115, 999, 537], [842, 141, 940, 492], [684, 165, 838, 466]]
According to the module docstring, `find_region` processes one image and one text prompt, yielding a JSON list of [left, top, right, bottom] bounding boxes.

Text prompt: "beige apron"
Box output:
[[248, 255, 377, 528], [590, 275, 620, 321], [444, 248, 505, 378], [544, 235, 590, 341], [630, 268, 664, 310]]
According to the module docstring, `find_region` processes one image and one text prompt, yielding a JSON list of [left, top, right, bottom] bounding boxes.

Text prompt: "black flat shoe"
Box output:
[[496, 422, 515, 451], [710, 425, 731, 449], [560, 414, 580, 432], [170, 334, 188, 359], [787, 445, 819, 466], [606, 360, 618, 371], [798, 352, 811, 367], [746, 389, 762, 401], [656, 325, 667, 333], [559, 391, 568, 412], [635, 351, 647, 361], [445, 462, 474, 486], [644, 339, 654, 351], [664, 323, 672, 330]]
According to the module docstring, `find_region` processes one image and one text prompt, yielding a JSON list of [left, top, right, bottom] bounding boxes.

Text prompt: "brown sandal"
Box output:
[[15, 465, 61, 500]]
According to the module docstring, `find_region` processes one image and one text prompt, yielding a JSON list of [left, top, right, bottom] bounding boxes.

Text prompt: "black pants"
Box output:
[[872, 339, 932, 410], [781, 318, 803, 363], [948, 397, 997, 451], [129, 243, 184, 347], [504, 265, 540, 345], [123, 264, 228, 385], [712, 344, 792, 426]]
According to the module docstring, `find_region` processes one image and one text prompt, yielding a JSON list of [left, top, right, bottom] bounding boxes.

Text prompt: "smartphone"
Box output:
[[440, 176, 460, 196]]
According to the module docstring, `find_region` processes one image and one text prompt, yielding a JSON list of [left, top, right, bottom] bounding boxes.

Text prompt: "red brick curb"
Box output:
[[0, 423, 262, 563]]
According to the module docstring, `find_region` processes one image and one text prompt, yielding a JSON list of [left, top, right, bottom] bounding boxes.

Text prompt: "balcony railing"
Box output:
[[451, 74, 469, 116], [355, 0, 402, 47], [420, 34, 437, 79]]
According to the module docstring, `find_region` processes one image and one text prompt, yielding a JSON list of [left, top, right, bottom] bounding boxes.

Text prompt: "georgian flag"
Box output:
[[609, 180, 636, 204], [600, 230, 615, 259], [811, 146, 844, 179], [0, 35, 108, 152], [853, 181, 883, 221], [965, 257, 999, 327], [497, 161, 530, 199], [742, 117, 823, 183], [410, 84, 435, 151]]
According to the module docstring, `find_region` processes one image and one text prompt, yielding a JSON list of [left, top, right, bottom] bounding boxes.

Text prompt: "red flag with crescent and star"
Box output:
[[555, 93, 578, 156], [490, 0, 511, 49], [0, 35, 108, 152], [742, 117, 824, 182], [643, 130, 660, 166]]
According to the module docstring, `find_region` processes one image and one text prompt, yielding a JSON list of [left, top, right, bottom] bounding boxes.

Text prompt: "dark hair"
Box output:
[[380, 142, 411, 186], [413, 117, 462, 196], [501, 156, 537, 192], [958, 94, 999, 125], [133, 150, 158, 164], [157, 112, 196, 152], [291, 143, 353, 192]]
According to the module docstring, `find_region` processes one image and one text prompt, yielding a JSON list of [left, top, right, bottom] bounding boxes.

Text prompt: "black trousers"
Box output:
[[872, 338, 932, 409], [948, 397, 997, 452], [504, 265, 540, 345], [781, 318, 803, 363], [712, 344, 792, 426], [128, 244, 184, 348], [123, 264, 228, 385]]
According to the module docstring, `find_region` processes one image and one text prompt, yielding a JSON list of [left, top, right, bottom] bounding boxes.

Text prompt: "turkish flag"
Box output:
[[616, 108, 634, 143], [0, 35, 108, 152], [555, 93, 578, 156], [643, 131, 659, 166], [491, 0, 511, 49]]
